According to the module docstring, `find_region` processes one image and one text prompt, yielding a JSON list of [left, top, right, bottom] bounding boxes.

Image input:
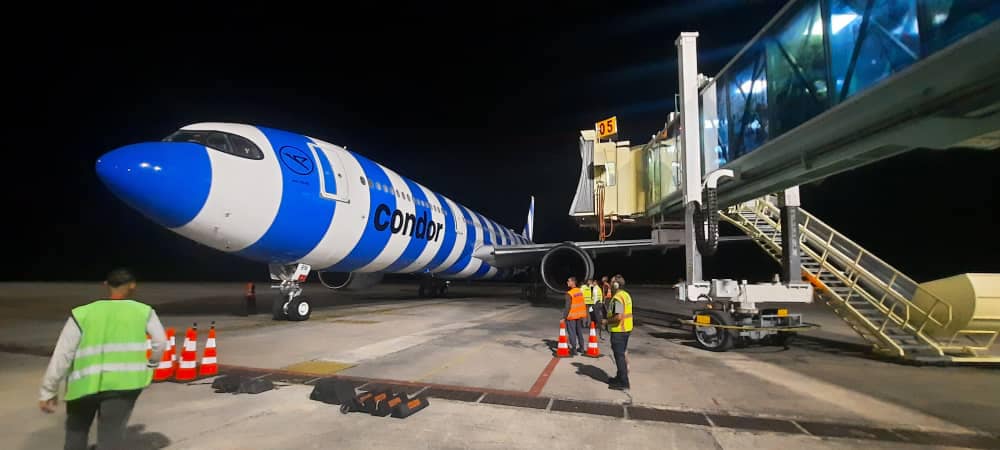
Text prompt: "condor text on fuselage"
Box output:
[[373, 203, 443, 241]]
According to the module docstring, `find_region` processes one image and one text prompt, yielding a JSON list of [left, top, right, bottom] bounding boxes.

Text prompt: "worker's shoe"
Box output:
[[608, 382, 629, 391]]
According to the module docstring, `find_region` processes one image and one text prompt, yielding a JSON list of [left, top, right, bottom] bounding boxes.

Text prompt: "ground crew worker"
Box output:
[[601, 276, 612, 303], [563, 276, 588, 356], [582, 278, 595, 330], [602, 274, 633, 391], [39, 268, 167, 450], [590, 280, 606, 341]]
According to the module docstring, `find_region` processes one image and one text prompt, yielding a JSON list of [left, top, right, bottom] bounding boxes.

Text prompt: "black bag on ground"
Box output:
[[211, 375, 245, 393], [309, 378, 357, 405], [237, 378, 274, 394]]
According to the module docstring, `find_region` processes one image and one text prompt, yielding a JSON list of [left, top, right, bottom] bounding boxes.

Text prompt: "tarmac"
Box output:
[[0, 280, 998, 449]]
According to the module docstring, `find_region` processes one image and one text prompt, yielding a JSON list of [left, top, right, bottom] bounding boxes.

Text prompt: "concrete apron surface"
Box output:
[[0, 282, 998, 449]]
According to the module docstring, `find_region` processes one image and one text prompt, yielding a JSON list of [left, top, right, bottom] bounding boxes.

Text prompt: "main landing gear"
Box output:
[[418, 277, 449, 298], [270, 263, 313, 321]]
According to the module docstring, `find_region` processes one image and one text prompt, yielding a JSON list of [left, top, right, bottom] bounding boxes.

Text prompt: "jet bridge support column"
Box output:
[[778, 186, 802, 284], [677, 31, 703, 284]]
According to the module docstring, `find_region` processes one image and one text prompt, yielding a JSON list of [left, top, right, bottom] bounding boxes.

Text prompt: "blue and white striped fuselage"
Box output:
[[96, 123, 529, 281]]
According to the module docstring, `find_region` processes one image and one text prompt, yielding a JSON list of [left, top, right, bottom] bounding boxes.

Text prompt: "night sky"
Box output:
[[6, 1, 998, 284]]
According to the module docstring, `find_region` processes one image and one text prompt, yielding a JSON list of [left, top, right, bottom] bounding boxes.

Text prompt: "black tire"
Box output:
[[418, 285, 427, 298], [693, 309, 735, 352], [770, 331, 792, 347], [438, 285, 448, 298], [340, 403, 350, 414], [286, 297, 311, 321], [272, 298, 287, 321]]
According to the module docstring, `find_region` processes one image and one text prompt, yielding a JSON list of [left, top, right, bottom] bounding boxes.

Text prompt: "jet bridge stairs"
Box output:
[[722, 196, 1000, 364]]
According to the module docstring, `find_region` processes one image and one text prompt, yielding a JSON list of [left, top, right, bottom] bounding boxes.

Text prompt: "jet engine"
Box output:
[[317, 271, 384, 291], [539, 242, 594, 293]]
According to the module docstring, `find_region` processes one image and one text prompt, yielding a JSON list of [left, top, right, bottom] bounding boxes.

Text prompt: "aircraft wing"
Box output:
[[472, 236, 749, 268]]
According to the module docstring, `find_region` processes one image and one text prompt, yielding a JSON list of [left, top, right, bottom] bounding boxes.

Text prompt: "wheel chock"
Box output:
[[390, 395, 429, 418], [370, 392, 411, 417], [340, 389, 389, 415], [362, 390, 393, 415]]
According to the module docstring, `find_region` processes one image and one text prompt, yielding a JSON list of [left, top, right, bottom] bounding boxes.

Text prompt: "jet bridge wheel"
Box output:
[[692, 309, 735, 352]]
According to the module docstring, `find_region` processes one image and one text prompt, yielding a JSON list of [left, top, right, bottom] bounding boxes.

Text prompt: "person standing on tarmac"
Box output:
[[582, 278, 596, 332], [563, 277, 588, 356], [590, 279, 606, 341], [602, 274, 633, 391], [601, 276, 612, 304], [38, 268, 167, 450]]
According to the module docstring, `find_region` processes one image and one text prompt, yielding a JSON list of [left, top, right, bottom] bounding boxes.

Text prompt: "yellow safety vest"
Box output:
[[608, 290, 633, 333], [583, 285, 594, 305], [66, 300, 154, 401], [567, 288, 587, 320]]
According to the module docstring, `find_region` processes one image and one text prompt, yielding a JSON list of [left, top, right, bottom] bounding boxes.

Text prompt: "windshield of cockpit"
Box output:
[[163, 130, 264, 160]]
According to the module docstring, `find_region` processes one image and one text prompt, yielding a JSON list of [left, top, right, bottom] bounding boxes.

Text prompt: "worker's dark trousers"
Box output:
[[65, 389, 141, 450], [589, 305, 605, 338], [566, 319, 585, 354], [610, 332, 631, 387]]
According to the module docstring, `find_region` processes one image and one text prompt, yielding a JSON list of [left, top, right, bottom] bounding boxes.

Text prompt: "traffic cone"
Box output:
[[199, 321, 218, 377], [146, 333, 152, 360], [153, 328, 176, 381], [586, 322, 600, 357], [556, 320, 570, 357], [175, 323, 198, 381], [170, 328, 178, 371]]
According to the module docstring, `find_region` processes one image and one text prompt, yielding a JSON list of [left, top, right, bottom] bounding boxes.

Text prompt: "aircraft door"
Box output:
[[307, 142, 350, 203]]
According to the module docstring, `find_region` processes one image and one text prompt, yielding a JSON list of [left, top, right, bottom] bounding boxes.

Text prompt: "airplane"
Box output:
[[94, 122, 682, 321]]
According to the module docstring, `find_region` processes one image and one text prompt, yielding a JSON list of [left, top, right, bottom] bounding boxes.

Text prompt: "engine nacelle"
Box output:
[[317, 271, 384, 291], [539, 242, 594, 293]]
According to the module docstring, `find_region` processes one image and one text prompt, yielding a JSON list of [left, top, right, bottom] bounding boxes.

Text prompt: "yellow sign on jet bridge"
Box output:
[[596, 116, 618, 139]]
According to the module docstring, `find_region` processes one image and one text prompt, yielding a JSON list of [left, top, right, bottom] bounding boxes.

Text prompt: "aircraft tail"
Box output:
[[522, 196, 535, 243]]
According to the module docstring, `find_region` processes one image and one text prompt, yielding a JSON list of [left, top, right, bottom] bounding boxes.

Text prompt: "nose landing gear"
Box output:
[[270, 263, 313, 321]]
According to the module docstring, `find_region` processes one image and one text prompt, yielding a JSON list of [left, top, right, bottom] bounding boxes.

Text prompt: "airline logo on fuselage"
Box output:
[[374, 204, 443, 241]]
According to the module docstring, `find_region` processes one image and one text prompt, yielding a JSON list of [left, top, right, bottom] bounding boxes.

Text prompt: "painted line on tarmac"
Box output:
[[528, 357, 561, 396]]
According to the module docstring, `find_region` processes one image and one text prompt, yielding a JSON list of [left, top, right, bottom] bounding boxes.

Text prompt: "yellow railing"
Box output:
[[724, 197, 969, 358], [722, 202, 907, 356]]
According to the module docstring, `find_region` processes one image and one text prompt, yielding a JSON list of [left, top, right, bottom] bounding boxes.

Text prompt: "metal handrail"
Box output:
[[723, 206, 905, 356], [750, 197, 955, 334]]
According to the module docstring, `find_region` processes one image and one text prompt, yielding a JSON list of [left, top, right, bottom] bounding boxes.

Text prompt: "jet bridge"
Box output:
[[569, 0, 1000, 362]]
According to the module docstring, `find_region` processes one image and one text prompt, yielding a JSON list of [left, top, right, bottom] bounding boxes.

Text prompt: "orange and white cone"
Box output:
[[556, 320, 570, 357], [175, 323, 198, 381], [170, 328, 178, 370], [586, 321, 600, 357], [198, 321, 218, 377], [153, 327, 176, 381], [146, 333, 152, 360]]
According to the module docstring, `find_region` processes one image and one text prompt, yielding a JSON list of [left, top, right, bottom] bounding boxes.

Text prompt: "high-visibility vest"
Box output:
[[608, 290, 633, 333], [602, 283, 612, 299], [65, 300, 154, 401], [592, 286, 603, 303], [566, 288, 587, 320], [583, 285, 594, 305]]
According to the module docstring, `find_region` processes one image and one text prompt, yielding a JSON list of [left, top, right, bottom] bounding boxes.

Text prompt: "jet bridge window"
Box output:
[[163, 130, 264, 160]]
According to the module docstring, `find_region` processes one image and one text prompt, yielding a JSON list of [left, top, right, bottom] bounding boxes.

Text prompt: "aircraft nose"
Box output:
[[96, 142, 212, 228]]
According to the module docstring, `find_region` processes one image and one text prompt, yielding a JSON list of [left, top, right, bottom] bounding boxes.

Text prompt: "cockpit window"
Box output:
[[163, 130, 264, 160]]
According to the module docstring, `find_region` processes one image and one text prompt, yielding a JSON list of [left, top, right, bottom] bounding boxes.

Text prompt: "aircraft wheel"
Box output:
[[286, 297, 311, 321], [272, 298, 287, 321]]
